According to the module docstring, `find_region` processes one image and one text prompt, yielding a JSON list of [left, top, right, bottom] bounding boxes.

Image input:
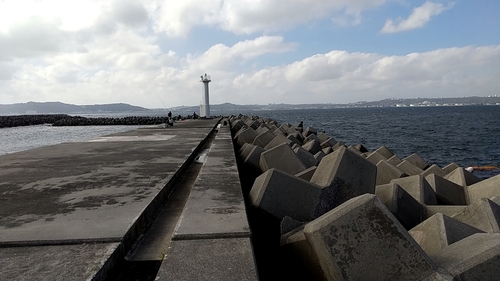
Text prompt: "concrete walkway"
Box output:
[[0, 119, 256, 280]]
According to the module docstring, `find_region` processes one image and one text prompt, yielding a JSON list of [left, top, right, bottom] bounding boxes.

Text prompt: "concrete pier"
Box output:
[[0, 118, 257, 280]]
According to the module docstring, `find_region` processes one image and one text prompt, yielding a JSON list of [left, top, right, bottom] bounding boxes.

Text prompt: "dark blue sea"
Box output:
[[248, 105, 500, 179], [1, 106, 499, 178]]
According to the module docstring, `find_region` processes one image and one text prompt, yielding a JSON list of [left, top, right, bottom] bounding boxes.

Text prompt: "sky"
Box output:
[[0, 0, 499, 108]]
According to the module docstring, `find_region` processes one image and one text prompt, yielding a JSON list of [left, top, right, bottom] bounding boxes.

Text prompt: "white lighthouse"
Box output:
[[200, 73, 211, 118]]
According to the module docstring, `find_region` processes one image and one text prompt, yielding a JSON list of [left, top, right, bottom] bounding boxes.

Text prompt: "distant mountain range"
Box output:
[[1, 96, 499, 115], [0, 102, 149, 115]]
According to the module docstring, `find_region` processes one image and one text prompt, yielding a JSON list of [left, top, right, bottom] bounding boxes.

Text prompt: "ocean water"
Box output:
[[1, 106, 499, 178], [249, 105, 500, 179]]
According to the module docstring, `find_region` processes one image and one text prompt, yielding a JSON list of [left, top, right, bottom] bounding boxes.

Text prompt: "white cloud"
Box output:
[[381, 1, 452, 34], [154, 0, 387, 37], [231, 46, 500, 105], [0, 0, 497, 109], [0, 0, 104, 33], [185, 36, 296, 71], [2, 42, 499, 107], [0, 16, 68, 61]]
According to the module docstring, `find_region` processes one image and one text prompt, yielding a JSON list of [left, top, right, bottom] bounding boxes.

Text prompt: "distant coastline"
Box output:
[[1, 96, 499, 115]]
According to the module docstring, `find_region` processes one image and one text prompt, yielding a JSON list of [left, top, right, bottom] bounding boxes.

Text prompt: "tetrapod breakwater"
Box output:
[[230, 114, 500, 280]]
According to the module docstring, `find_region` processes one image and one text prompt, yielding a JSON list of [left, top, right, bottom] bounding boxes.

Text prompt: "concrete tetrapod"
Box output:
[[259, 143, 306, 174], [365, 151, 387, 165], [409, 213, 485, 259], [310, 146, 377, 208], [235, 127, 258, 147], [252, 130, 276, 148], [451, 198, 500, 233], [444, 167, 481, 187], [375, 159, 407, 185], [467, 174, 500, 204], [425, 174, 469, 205], [432, 233, 500, 280], [390, 175, 437, 205], [374, 145, 395, 159], [293, 146, 318, 169], [375, 183, 425, 229], [397, 160, 425, 176], [403, 153, 430, 170], [302, 139, 322, 155], [295, 166, 317, 181], [249, 168, 337, 222], [295, 194, 437, 281], [421, 164, 447, 178], [263, 134, 293, 150]]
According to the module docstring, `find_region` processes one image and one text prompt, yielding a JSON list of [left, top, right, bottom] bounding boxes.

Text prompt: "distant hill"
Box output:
[[349, 96, 500, 108], [2, 96, 498, 115], [170, 96, 500, 113], [170, 102, 266, 113], [0, 102, 149, 115]]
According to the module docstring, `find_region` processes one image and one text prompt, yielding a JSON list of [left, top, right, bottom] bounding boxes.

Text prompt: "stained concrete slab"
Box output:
[[173, 126, 251, 240], [0, 119, 220, 279], [158, 238, 258, 281], [0, 120, 219, 243], [173, 172, 250, 239], [0, 242, 120, 281]]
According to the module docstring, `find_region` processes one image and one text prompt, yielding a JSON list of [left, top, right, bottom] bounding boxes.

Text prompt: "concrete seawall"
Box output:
[[1, 115, 499, 280]]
